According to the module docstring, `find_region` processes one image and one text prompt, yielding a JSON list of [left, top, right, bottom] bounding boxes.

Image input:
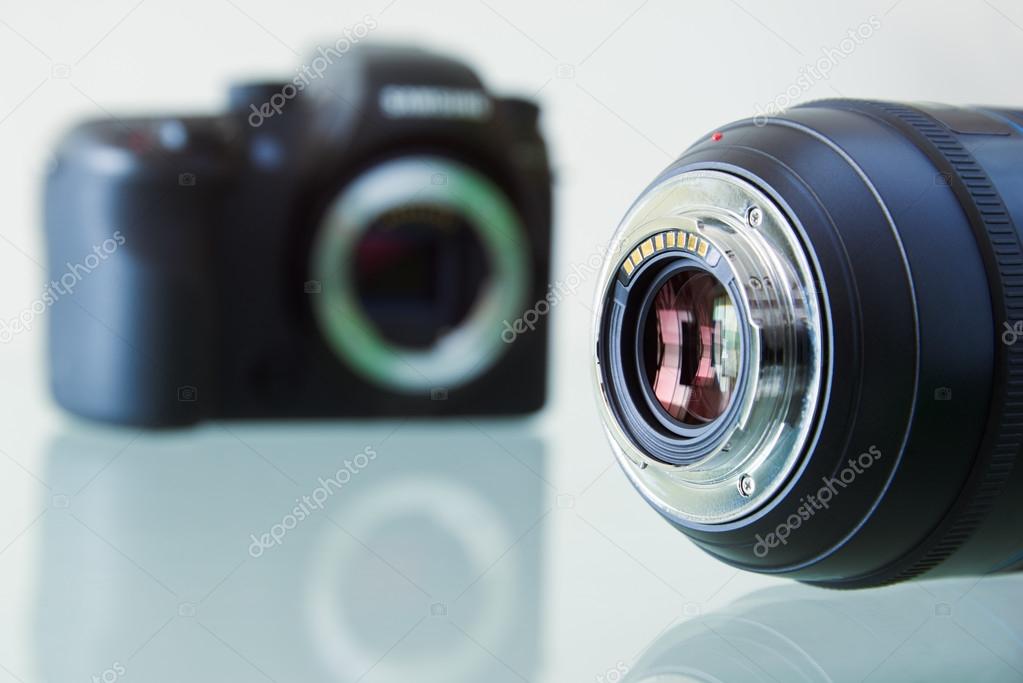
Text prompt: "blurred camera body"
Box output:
[[45, 45, 551, 426]]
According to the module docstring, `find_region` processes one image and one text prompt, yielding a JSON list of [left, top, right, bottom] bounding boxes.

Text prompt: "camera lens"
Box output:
[[593, 101, 1023, 587], [641, 268, 741, 425], [597, 181, 822, 517], [311, 156, 529, 393]]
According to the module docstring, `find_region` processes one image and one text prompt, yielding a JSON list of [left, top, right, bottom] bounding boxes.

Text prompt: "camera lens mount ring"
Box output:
[[593, 170, 827, 524], [311, 155, 529, 393]]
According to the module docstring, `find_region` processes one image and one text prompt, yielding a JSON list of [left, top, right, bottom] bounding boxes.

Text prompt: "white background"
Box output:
[[2, 1, 1022, 681]]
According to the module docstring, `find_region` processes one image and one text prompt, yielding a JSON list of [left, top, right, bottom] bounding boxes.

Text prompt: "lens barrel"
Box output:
[[594, 101, 1023, 587]]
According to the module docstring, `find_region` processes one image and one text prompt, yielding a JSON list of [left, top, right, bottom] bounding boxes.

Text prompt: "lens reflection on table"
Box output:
[[625, 574, 1023, 683]]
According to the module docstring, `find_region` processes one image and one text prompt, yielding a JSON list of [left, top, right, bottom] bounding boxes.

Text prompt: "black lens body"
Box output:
[[621, 101, 1023, 587], [43, 45, 552, 426]]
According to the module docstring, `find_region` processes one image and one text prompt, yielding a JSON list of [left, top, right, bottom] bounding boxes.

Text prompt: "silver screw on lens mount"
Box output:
[[746, 206, 763, 228], [738, 474, 756, 497], [592, 170, 826, 524]]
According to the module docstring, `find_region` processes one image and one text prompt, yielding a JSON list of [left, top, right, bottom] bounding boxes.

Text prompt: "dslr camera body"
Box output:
[[45, 45, 551, 426]]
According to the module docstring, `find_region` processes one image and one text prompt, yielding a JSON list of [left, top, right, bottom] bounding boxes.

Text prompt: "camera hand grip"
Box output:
[[45, 118, 230, 426]]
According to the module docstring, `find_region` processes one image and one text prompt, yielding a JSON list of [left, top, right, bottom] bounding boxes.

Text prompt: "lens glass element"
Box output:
[[642, 269, 741, 425]]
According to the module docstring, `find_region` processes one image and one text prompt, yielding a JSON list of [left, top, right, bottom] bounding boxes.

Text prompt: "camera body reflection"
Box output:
[[35, 424, 544, 682]]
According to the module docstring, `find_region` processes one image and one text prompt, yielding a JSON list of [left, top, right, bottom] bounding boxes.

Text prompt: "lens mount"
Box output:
[[594, 170, 826, 524], [311, 155, 529, 393]]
